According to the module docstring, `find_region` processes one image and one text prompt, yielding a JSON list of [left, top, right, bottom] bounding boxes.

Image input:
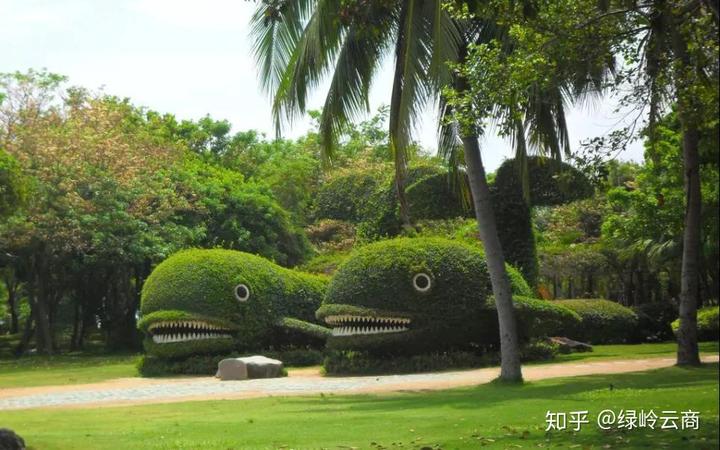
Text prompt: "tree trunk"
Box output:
[[462, 135, 523, 381], [676, 122, 702, 366], [3, 273, 20, 334], [15, 316, 35, 356], [671, 16, 703, 366]]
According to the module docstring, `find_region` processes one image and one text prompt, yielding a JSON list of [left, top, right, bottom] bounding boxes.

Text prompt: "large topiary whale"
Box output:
[[138, 249, 330, 359], [316, 237, 545, 354]]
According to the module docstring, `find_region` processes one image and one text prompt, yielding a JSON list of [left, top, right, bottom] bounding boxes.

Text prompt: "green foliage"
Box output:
[[140, 249, 328, 358], [406, 171, 467, 220], [495, 157, 594, 207], [176, 159, 311, 266], [313, 167, 386, 223], [297, 252, 350, 276], [137, 347, 322, 377], [672, 306, 719, 342], [520, 339, 559, 362], [319, 237, 537, 355], [323, 350, 497, 376], [510, 296, 581, 340], [554, 299, 639, 344], [0, 149, 26, 218], [305, 219, 356, 253], [491, 157, 594, 287], [632, 302, 678, 342]]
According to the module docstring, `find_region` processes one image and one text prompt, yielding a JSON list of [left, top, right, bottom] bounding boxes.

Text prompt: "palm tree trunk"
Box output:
[[676, 122, 702, 366], [671, 17, 702, 366], [462, 135, 523, 381]]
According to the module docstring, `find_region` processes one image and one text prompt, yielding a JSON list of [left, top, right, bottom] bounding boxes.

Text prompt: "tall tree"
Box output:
[[251, 0, 587, 381], [449, 0, 718, 365]]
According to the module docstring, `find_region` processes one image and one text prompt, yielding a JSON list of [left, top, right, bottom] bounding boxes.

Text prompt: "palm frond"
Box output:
[[250, 0, 316, 95], [317, 20, 394, 162]]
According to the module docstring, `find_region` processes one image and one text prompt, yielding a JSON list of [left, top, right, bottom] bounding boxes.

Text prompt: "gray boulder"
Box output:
[[216, 356, 284, 381], [549, 336, 593, 353]]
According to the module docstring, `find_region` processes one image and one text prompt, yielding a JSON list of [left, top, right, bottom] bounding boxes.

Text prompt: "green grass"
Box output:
[[1, 364, 717, 449], [0, 353, 140, 388], [548, 341, 719, 364], [0, 341, 717, 389]]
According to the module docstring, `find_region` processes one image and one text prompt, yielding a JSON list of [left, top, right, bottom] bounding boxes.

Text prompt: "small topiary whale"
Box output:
[[138, 249, 330, 359], [316, 237, 540, 354]]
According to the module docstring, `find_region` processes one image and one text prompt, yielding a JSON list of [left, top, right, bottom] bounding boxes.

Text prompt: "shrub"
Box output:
[[406, 172, 466, 220], [671, 306, 719, 342], [305, 219, 356, 252], [137, 349, 315, 377], [323, 350, 498, 376], [139, 249, 328, 358], [491, 157, 594, 286], [554, 299, 639, 344], [313, 168, 385, 222], [479, 296, 582, 343], [297, 252, 350, 275], [632, 302, 678, 342], [318, 237, 534, 355], [520, 339, 559, 362], [177, 161, 311, 266], [494, 157, 594, 207]]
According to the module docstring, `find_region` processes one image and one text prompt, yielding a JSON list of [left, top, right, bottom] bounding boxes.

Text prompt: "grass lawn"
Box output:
[[0, 353, 140, 389], [0, 363, 716, 449], [0, 341, 717, 389]]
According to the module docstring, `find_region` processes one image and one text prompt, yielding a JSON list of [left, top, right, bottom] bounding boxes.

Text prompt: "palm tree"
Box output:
[[250, 0, 585, 381]]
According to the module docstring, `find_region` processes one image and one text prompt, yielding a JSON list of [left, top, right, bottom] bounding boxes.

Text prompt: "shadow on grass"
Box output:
[[285, 363, 719, 414]]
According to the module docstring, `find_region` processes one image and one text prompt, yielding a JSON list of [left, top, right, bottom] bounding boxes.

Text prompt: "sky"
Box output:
[[0, 0, 645, 171]]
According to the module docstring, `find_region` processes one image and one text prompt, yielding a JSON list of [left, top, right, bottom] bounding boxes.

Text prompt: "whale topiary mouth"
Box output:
[[147, 319, 234, 344], [324, 314, 412, 336]]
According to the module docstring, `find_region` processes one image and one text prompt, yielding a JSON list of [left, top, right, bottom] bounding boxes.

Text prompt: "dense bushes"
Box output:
[[672, 306, 719, 342], [176, 161, 311, 267], [554, 299, 639, 344], [632, 302, 678, 342], [491, 157, 594, 286], [323, 350, 498, 375], [313, 168, 384, 223], [319, 237, 546, 356], [312, 164, 467, 240], [137, 348, 322, 376], [139, 249, 328, 358], [0, 149, 26, 218], [406, 171, 466, 220], [478, 296, 582, 344]]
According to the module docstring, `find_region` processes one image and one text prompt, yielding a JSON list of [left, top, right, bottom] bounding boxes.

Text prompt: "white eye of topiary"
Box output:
[[412, 273, 432, 292], [234, 284, 250, 302]]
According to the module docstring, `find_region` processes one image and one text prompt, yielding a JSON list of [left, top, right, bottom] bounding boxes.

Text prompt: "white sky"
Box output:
[[1, 0, 645, 171]]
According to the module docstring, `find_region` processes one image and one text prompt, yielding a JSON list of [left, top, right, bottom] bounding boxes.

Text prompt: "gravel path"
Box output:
[[0, 355, 716, 411]]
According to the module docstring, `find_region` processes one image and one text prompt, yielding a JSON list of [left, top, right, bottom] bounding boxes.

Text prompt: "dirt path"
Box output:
[[0, 355, 716, 410]]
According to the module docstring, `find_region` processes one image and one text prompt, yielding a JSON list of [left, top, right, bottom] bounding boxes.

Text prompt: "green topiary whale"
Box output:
[[138, 249, 330, 359], [316, 237, 541, 354]]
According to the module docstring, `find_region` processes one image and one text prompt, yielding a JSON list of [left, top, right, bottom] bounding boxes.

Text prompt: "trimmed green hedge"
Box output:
[[671, 306, 719, 342], [319, 237, 538, 354], [491, 157, 594, 286], [323, 350, 498, 376], [313, 169, 384, 223], [313, 163, 467, 240], [553, 299, 639, 344], [139, 249, 328, 358], [406, 172, 466, 220], [137, 348, 322, 377]]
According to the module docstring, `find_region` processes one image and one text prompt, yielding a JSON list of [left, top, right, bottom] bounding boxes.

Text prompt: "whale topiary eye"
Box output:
[[412, 273, 432, 293], [234, 284, 250, 302]]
